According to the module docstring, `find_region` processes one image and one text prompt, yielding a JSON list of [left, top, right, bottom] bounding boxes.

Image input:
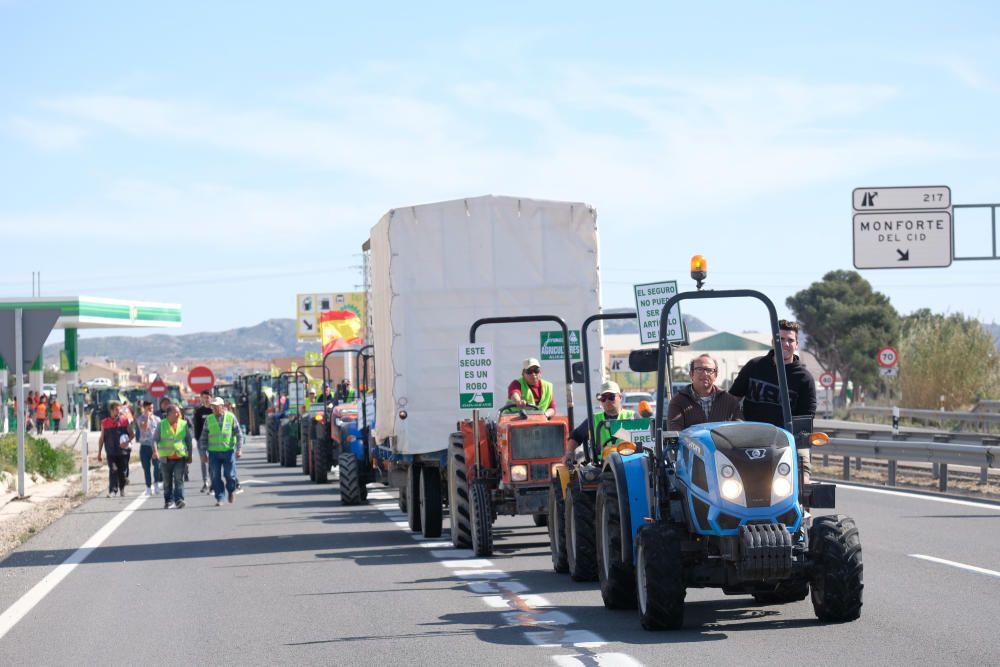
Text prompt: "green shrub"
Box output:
[[0, 434, 77, 479]]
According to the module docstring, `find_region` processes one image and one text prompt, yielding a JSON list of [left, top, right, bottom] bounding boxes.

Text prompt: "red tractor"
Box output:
[[448, 315, 577, 556]]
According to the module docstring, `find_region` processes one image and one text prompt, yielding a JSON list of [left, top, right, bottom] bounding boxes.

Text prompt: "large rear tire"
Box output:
[[636, 523, 686, 630], [301, 422, 312, 477], [420, 466, 443, 538], [470, 481, 494, 557], [338, 452, 363, 505], [533, 513, 548, 527], [809, 515, 863, 622], [448, 434, 472, 548], [566, 484, 598, 582], [406, 465, 422, 533], [548, 478, 568, 573], [266, 418, 277, 463], [596, 471, 636, 609]]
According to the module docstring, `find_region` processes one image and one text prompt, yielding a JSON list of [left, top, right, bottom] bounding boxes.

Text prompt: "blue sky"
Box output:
[[3, 1, 999, 345]]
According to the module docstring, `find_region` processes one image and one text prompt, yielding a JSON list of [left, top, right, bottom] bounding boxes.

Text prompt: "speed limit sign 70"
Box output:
[[877, 346, 898, 368]]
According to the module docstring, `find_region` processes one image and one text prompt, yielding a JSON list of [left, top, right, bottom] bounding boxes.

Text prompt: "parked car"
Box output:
[[622, 391, 654, 414]]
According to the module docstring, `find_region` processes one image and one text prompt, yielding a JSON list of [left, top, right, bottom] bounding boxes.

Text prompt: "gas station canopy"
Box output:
[[0, 296, 182, 329]]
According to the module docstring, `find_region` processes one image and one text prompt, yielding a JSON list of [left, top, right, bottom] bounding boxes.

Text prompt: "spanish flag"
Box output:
[[320, 309, 363, 355]]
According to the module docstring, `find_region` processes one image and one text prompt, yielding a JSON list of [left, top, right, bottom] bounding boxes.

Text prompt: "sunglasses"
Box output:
[[524, 368, 541, 375], [598, 393, 617, 402]]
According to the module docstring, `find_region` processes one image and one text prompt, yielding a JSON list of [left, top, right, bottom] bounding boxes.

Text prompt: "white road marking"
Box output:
[[237, 479, 270, 485], [839, 484, 1000, 510], [553, 653, 644, 667], [0, 494, 148, 641], [910, 554, 1000, 579]]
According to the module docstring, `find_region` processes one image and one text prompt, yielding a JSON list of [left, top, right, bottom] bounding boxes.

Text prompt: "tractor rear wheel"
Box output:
[[566, 484, 598, 582], [420, 465, 442, 538], [266, 418, 277, 463], [636, 523, 686, 630], [596, 472, 636, 609], [809, 515, 863, 622], [301, 422, 312, 476], [314, 426, 330, 484], [532, 513, 547, 527], [548, 478, 568, 573], [338, 452, 363, 505], [406, 465, 422, 533], [280, 422, 297, 468], [470, 481, 493, 557], [448, 434, 472, 548]]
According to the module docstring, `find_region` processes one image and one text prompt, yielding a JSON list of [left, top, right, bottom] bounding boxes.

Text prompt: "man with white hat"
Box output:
[[565, 380, 635, 464], [198, 396, 245, 506], [507, 357, 556, 418]]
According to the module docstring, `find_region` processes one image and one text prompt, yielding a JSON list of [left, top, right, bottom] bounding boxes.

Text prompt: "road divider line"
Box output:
[[0, 494, 147, 641], [910, 554, 1000, 579]]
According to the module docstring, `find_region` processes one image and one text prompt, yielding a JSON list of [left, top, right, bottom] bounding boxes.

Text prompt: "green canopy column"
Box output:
[[63, 328, 79, 429]]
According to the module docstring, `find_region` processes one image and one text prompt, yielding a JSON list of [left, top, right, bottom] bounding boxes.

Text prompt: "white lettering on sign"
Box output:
[[633, 280, 684, 345]]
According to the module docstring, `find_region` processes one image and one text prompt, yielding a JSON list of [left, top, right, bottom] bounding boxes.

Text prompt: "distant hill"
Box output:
[[603, 308, 713, 335], [43, 318, 318, 363], [987, 322, 1000, 348]]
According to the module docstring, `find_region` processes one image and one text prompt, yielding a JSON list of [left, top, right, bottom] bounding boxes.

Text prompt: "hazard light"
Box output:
[[691, 255, 707, 289]]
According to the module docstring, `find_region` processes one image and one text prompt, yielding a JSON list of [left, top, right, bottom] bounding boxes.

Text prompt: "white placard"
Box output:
[[459, 343, 494, 409], [633, 280, 685, 345]]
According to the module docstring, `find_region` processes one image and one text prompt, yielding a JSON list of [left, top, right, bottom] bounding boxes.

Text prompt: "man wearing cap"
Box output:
[[507, 358, 556, 418], [191, 389, 214, 493], [317, 383, 335, 405], [668, 353, 742, 430], [565, 380, 634, 464], [199, 396, 244, 506]]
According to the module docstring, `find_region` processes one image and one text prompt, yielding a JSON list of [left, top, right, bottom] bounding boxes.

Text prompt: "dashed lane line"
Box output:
[[910, 554, 1000, 579]]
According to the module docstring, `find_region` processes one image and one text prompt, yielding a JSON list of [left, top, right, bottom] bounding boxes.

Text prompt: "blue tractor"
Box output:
[[595, 260, 863, 629]]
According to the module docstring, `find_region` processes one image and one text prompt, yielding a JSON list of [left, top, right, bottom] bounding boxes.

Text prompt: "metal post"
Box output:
[[939, 463, 948, 492], [842, 456, 851, 481], [82, 430, 89, 495], [888, 460, 897, 486], [15, 308, 25, 498]]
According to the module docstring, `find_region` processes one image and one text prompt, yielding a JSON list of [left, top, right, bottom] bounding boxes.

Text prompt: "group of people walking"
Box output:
[[100, 390, 244, 509], [13, 390, 63, 434]]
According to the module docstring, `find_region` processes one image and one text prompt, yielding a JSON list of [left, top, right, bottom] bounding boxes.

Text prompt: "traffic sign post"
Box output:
[[187, 366, 216, 394], [819, 371, 835, 417], [852, 186, 953, 269], [459, 343, 493, 409]]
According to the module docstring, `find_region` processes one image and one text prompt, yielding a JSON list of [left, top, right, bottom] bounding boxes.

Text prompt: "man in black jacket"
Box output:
[[728, 319, 816, 479], [192, 390, 214, 493]]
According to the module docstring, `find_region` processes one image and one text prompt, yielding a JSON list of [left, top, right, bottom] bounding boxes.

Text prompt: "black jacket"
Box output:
[[728, 351, 816, 427]]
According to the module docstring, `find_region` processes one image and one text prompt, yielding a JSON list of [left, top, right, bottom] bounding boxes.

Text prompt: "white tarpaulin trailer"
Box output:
[[367, 194, 604, 457]]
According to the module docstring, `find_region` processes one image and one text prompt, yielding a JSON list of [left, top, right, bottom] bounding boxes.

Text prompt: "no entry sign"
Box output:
[[149, 378, 168, 398], [187, 366, 216, 393]]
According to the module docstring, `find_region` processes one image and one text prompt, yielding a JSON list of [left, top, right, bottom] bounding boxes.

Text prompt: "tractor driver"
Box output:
[[507, 357, 556, 418], [563, 380, 634, 464]]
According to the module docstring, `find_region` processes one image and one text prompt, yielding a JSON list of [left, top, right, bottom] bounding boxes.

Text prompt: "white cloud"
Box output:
[[8, 116, 88, 151]]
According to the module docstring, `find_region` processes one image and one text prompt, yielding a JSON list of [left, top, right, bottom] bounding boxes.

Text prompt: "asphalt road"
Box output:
[[1, 436, 998, 666]]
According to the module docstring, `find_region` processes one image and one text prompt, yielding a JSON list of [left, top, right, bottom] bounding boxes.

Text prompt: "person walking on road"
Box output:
[[98, 400, 133, 497], [136, 400, 162, 496], [192, 390, 214, 493], [199, 397, 244, 507], [154, 404, 192, 509], [33, 395, 47, 434]]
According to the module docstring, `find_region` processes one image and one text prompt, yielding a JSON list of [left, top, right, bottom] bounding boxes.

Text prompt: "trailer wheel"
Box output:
[[566, 484, 598, 582], [314, 425, 330, 484], [548, 478, 568, 573], [596, 472, 636, 609], [810, 514, 863, 622], [338, 452, 363, 505], [636, 523, 686, 630], [470, 481, 493, 557], [406, 464, 422, 533], [448, 434, 472, 548], [420, 466, 443, 538], [532, 513, 547, 527], [398, 488, 407, 513]]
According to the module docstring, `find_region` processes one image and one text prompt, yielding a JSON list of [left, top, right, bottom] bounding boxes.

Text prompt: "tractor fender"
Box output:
[[604, 451, 651, 562], [553, 463, 571, 496]]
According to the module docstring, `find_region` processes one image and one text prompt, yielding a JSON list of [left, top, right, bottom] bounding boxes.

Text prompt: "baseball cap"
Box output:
[[598, 380, 621, 395], [522, 358, 541, 371]]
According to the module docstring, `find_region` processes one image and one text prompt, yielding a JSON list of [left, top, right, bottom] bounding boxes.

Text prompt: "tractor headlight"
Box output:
[[772, 477, 793, 499], [770, 448, 796, 505], [714, 451, 747, 506], [721, 478, 743, 500], [511, 464, 528, 482]]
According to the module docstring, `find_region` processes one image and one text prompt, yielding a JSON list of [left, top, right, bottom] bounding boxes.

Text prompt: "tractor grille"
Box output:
[[716, 512, 741, 530], [691, 454, 708, 491], [510, 424, 566, 460], [531, 463, 550, 481], [691, 495, 711, 532]]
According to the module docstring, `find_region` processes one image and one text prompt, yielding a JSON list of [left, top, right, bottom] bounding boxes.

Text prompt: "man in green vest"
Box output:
[[198, 397, 245, 506], [564, 380, 635, 464], [153, 404, 193, 509], [507, 357, 556, 418]]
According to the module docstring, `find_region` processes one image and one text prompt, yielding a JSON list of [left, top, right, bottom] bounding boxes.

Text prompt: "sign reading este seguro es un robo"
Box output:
[[459, 343, 494, 409]]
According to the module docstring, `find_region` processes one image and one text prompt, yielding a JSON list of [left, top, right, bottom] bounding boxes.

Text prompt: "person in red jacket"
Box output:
[[98, 401, 134, 497]]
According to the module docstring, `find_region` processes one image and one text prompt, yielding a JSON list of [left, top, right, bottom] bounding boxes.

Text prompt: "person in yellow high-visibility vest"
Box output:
[[198, 397, 244, 506], [153, 404, 193, 509], [507, 358, 556, 418]]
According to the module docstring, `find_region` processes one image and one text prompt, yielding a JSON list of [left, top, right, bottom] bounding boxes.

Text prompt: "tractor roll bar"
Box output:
[[580, 311, 637, 465]]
